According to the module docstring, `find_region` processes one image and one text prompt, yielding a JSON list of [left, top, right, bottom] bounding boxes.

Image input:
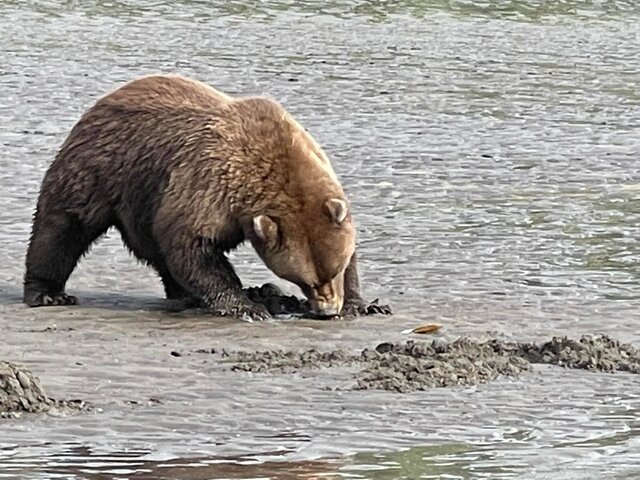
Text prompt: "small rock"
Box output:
[[16, 371, 30, 390], [1, 362, 87, 415], [375, 342, 394, 354]]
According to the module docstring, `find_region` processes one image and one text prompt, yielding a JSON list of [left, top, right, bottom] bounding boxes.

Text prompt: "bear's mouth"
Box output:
[[308, 310, 341, 321]]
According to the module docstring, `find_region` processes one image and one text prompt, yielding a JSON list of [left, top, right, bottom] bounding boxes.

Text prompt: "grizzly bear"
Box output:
[[23, 74, 386, 320]]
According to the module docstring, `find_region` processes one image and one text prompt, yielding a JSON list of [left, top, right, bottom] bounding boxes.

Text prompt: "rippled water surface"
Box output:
[[1, 1, 639, 479]]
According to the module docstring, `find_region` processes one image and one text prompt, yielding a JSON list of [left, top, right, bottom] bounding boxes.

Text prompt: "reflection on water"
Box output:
[[345, 444, 518, 479], [1, 0, 640, 479], [0, 442, 572, 479], [4, 434, 640, 479], [0, 445, 342, 480]]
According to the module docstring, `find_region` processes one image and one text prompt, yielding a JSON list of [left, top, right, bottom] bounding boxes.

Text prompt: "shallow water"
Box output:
[[1, 1, 639, 479]]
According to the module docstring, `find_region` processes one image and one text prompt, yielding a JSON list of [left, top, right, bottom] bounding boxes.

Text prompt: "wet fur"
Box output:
[[24, 74, 367, 317]]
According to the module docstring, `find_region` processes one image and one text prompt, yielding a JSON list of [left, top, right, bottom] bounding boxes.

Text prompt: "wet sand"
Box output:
[[6, 330, 636, 413], [2, 293, 640, 478]]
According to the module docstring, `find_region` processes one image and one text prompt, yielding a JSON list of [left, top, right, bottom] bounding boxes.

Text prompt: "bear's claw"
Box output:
[[210, 300, 272, 322], [342, 298, 392, 317], [235, 304, 272, 322], [25, 292, 79, 308], [360, 298, 392, 316]]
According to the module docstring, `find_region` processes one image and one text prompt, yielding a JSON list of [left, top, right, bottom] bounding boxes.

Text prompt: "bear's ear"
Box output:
[[324, 198, 349, 225], [253, 215, 278, 245]]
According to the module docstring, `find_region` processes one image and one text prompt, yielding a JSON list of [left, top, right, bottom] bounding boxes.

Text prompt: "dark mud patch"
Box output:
[[245, 283, 392, 317], [164, 283, 392, 318], [192, 335, 640, 393], [245, 283, 310, 316], [1, 362, 90, 418]]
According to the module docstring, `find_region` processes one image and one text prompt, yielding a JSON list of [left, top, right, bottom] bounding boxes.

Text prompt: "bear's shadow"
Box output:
[[0, 283, 390, 318]]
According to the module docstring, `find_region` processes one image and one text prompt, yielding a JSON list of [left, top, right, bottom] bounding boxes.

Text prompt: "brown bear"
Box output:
[[23, 74, 387, 320]]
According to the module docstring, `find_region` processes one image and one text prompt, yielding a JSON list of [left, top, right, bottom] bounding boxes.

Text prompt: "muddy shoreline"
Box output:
[[6, 332, 637, 416], [2, 303, 639, 479], [177, 334, 640, 393]]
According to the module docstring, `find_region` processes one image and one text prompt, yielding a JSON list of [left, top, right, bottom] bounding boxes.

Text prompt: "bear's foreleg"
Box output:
[[156, 266, 204, 309], [157, 266, 191, 300], [342, 251, 366, 316], [341, 251, 392, 317], [162, 241, 271, 321], [344, 251, 363, 305]]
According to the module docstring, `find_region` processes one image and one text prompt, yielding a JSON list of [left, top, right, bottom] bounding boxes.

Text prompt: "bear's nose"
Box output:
[[306, 282, 344, 319], [309, 299, 341, 319]]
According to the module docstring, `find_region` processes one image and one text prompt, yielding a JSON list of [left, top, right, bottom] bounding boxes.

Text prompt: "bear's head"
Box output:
[[249, 198, 355, 318]]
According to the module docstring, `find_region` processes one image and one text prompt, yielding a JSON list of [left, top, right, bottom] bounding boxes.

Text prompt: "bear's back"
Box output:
[[86, 74, 342, 209], [227, 95, 340, 186], [94, 75, 337, 182], [96, 74, 232, 114]]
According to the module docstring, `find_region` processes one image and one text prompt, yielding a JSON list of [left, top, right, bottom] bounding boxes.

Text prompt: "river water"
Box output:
[[1, 1, 639, 479]]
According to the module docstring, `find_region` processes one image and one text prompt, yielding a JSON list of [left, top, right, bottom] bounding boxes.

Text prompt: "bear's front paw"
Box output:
[[235, 303, 272, 322], [209, 299, 272, 321], [204, 290, 272, 321], [25, 292, 79, 308], [342, 297, 392, 317]]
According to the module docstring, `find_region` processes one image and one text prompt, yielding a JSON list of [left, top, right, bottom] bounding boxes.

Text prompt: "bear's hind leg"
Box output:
[[24, 211, 109, 307]]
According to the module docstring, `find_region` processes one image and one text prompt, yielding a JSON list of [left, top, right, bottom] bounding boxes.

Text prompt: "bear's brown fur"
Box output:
[[23, 74, 374, 319]]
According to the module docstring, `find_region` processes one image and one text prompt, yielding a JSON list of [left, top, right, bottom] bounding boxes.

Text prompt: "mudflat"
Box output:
[[206, 335, 640, 392], [2, 0, 640, 478]]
